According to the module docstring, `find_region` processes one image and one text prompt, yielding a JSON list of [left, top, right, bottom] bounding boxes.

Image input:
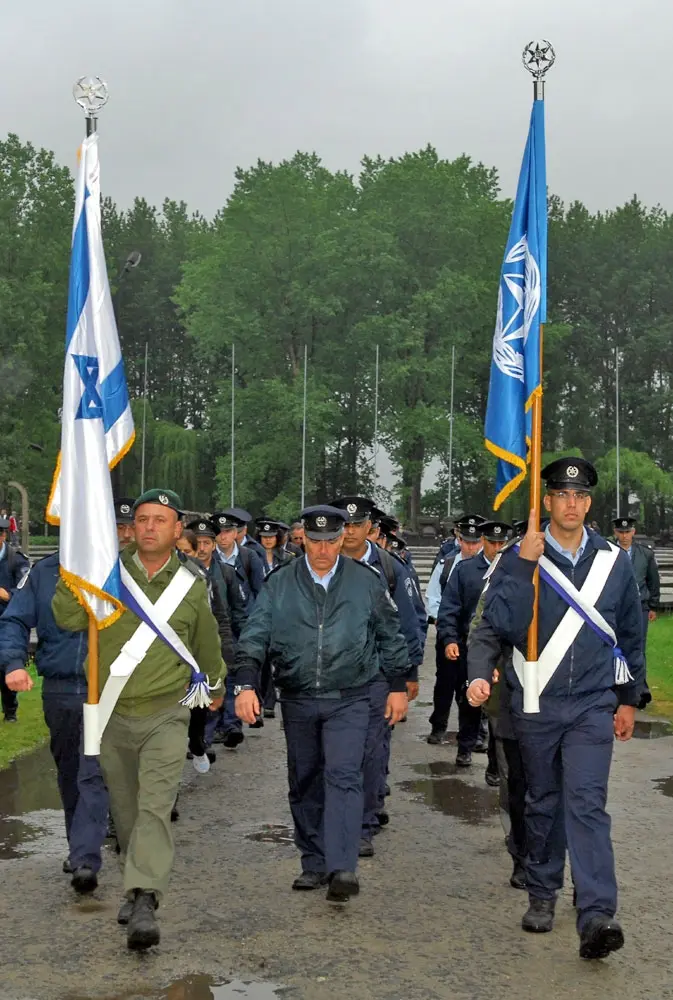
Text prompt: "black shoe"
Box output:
[[223, 730, 245, 750], [510, 863, 527, 890], [326, 871, 359, 902], [292, 870, 326, 891], [572, 887, 578, 908], [473, 739, 488, 754], [211, 731, 225, 745], [376, 809, 389, 827], [3, 713, 17, 723], [127, 890, 160, 950], [206, 750, 217, 764], [186, 751, 194, 760], [105, 816, 116, 839], [62, 858, 73, 875], [248, 719, 264, 729], [263, 708, 276, 719], [485, 769, 500, 787], [522, 897, 555, 933], [170, 803, 179, 822], [426, 730, 445, 745], [117, 896, 134, 925], [579, 916, 624, 960], [384, 783, 390, 797], [456, 750, 472, 767], [359, 839, 374, 858], [71, 866, 98, 894]]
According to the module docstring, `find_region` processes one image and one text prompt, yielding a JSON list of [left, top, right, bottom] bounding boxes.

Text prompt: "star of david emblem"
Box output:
[[73, 355, 103, 420], [316, 516, 327, 528], [567, 466, 579, 479]]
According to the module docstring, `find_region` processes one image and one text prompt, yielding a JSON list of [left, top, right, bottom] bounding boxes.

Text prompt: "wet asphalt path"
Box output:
[[2, 629, 673, 1000]]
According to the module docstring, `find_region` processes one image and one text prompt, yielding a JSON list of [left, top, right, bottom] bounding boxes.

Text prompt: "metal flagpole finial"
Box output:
[[73, 77, 109, 133], [522, 40, 555, 99]]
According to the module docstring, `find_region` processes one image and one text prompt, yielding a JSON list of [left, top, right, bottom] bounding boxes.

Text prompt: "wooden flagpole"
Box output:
[[87, 615, 100, 706]]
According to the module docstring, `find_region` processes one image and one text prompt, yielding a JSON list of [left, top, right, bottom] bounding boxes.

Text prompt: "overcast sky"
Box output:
[[1, 0, 671, 218]]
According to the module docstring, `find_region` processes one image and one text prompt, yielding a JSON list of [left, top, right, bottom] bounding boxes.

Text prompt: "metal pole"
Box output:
[[373, 344, 379, 488], [140, 341, 149, 493], [615, 346, 620, 518], [447, 345, 455, 518], [301, 343, 308, 509], [231, 344, 235, 506]]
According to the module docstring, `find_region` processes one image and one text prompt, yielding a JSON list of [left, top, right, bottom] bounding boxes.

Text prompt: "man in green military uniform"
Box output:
[[52, 489, 225, 951]]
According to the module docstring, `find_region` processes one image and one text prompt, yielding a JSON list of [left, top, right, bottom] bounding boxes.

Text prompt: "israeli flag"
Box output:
[[484, 99, 547, 509], [47, 134, 134, 625]]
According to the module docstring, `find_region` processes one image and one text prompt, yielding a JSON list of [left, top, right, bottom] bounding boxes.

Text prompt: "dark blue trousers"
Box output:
[[42, 695, 109, 872], [429, 636, 482, 750], [362, 674, 390, 840], [281, 691, 370, 875], [514, 691, 617, 931], [205, 673, 242, 743]]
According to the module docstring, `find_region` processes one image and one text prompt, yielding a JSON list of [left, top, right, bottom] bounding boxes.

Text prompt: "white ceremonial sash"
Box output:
[[83, 564, 198, 755], [512, 545, 620, 714]]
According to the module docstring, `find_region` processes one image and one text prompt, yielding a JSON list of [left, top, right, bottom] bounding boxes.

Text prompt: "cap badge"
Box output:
[[567, 466, 579, 479], [347, 503, 357, 515], [199, 523, 207, 531], [316, 515, 327, 528], [494, 526, 501, 534], [158, 494, 169, 505], [468, 518, 475, 525], [219, 516, 227, 525], [264, 523, 270, 531], [120, 504, 130, 514]]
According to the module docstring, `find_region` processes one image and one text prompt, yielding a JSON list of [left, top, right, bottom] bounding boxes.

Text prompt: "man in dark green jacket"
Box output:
[[52, 488, 225, 951], [613, 517, 660, 657], [232, 505, 408, 904]]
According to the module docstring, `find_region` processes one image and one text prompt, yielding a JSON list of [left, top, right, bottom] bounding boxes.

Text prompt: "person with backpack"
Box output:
[[0, 516, 30, 721], [331, 496, 424, 856]]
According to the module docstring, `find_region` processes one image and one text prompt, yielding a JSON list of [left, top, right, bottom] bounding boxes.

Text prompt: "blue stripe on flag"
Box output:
[[103, 560, 121, 601], [65, 191, 90, 350], [100, 359, 132, 433]]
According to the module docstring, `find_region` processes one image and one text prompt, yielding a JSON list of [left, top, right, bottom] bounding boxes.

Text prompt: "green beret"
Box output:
[[133, 488, 183, 516]]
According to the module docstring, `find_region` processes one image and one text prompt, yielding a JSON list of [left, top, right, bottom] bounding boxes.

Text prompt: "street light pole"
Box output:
[[447, 345, 456, 518]]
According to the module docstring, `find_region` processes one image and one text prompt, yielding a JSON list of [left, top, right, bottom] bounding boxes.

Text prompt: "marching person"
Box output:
[[425, 517, 484, 745], [436, 520, 510, 768], [0, 515, 30, 722], [289, 522, 305, 551], [255, 518, 295, 576], [114, 497, 136, 550], [331, 496, 423, 852], [232, 505, 409, 903], [212, 508, 265, 611], [53, 489, 225, 951], [613, 515, 659, 706], [469, 459, 644, 959], [0, 552, 109, 892]]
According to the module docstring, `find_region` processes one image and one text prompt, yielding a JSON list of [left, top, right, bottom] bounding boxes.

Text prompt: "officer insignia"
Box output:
[[159, 494, 169, 505], [347, 503, 357, 515], [199, 523, 207, 531], [17, 570, 30, 590], [468, 518, 476, 525], [121, 503, 130, 514], [494, 526, 502, 534], [219, 516, 227, 525], [264, 523, 270, 531], [316, 516, 327, 528], [566, 466, 579, 479]]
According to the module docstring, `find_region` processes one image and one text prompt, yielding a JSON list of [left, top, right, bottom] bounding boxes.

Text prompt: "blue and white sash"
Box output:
[[511, 543, 632, 714]]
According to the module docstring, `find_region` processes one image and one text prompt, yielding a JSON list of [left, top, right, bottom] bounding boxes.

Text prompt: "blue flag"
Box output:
[[485, 99, 547, 509]]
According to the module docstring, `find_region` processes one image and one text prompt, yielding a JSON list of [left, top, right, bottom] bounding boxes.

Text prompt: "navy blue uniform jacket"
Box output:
[[366, 545, 422, 677], [483, 531, 644, 707], [0, 554, 87, 697], [437, 552, 488, 648]]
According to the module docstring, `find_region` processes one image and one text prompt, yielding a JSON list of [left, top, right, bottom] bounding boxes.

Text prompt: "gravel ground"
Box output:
[[1, 630, 673, 1000]]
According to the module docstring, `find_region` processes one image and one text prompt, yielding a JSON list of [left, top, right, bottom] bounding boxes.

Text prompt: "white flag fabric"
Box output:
[[47, 133, 135, 626]]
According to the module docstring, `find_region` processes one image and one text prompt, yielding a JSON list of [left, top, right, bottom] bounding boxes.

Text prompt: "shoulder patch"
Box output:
[[405, 576, 414, 598], [17, 568, 31, 590]]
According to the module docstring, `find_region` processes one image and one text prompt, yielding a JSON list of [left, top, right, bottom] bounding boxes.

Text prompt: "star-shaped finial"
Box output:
[[72, 77, 109, 117], [522, 40, 556, 80]]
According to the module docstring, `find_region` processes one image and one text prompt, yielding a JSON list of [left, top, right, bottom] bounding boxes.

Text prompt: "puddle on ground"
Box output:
[[0, 744, 65, 859], [66, 974, 287, 1000], [399, 761, 497, 825], [652, 775, 673, 798], [633, 719, 673, 739], [246, 824, 294, 846]]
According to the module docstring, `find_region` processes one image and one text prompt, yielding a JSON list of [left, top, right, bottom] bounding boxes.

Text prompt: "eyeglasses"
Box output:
[[548, 490, 590, 502]]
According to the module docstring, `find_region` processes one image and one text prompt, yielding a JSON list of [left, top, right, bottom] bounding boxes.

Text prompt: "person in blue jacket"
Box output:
[[331, 496, 423, 854], [212, 508, 265, 612], [0, 516, 30, 721], [0, 553, 109, 893], [467, 458, 644, 961]]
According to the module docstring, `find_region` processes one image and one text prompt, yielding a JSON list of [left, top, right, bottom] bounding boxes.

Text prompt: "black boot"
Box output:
[[509, 862, 527, 890], [326, 871, 359, 902], [126, 890, 160, 950], [71, 866, 98, 894], [376, 809, 389, 827], [358, 839, 374, 858], [456, 750, 472, 767], [117, 896, 134, 925], [579, 916, 624, 960], [522, 897, 555, 933], [223, 730, 245, 750], [485, 769, 500, 787], [292, 871, 326, 891], [426, 729, 445, 745]]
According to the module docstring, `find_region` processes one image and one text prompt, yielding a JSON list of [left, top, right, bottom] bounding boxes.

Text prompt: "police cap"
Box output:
[[379, 513, 400, 537], [388, 532, 407, 551], [512, 519, 528, 537], [133, 489, 183, 516], [453, 513, 486, 528], [480, 520, 512, 542], [212, 509, 247, 531], [114, 497, 136, 525], [255, 518, 282, 536], [185, 518, 217, 538], [542, 457, 597, 491], [330, 496, 376, 524], [613, 516, 636, 531], [455, 519, 484, 540], [301, 505, 346, 541]]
